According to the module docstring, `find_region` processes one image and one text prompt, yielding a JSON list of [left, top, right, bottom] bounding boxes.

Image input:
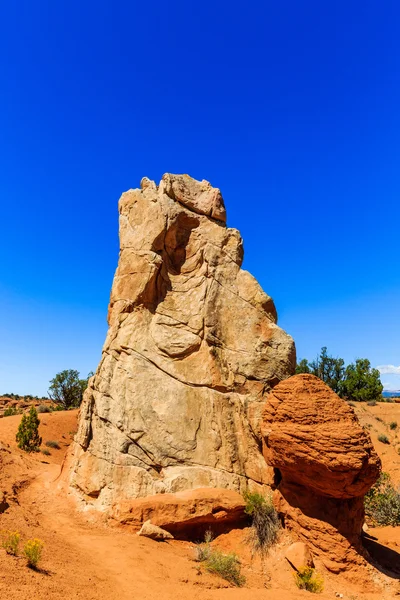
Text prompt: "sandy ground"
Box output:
[[0, 406, 398, 599]]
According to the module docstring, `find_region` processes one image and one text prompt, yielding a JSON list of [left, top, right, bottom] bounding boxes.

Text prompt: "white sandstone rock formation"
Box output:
[[69, 174, 295, 510]]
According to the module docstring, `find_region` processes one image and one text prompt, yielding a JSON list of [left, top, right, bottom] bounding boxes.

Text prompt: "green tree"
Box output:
[[297, 347, 345, 394], [295, 358, 311, 374], [48, 369, 92, 409], [341, 358, 383, 401], [16, 406, 42, 452]]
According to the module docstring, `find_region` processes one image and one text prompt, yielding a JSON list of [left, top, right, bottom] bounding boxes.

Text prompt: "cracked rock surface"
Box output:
[[69, 174, 295, 509]]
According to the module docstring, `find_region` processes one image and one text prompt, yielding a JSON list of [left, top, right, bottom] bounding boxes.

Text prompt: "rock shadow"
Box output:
[[362, 532, 400, 579]]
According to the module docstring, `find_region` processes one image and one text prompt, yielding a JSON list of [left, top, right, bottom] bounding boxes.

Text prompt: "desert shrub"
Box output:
[[23, 538, 44, 568], [37, 405, 51, 413], [294, 566, 323, 593], [243, 491, 279, 556], [41, 449, 51, 456], [4, 407, 21, 417], [1, 531, 20, 555], [16, 406, 42, 452], [195, 532, 245, 587], [195, 529, 213, 562], [367, 400, 377, 407], [45, 440, 60, 449], [378, 434, 390, 444], [389, 421, 397, 430], [364, 472, 400, 526], [204, 550, 245, 587]]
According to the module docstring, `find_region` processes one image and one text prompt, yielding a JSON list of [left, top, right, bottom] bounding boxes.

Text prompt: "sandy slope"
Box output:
[[0, 406, 398, 599]]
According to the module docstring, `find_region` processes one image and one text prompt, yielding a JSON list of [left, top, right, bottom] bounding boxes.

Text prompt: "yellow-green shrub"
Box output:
[[294, 566, 323, 593], [23, 538, 44, 568], [1, 531, 20, 555]]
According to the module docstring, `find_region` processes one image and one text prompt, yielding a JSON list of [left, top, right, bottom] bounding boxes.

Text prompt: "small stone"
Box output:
[[285, 542, 314, 571], [137, 520, 173, 541]]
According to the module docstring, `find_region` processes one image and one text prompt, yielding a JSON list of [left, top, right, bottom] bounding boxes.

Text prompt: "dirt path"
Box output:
[[0, 409, 399, 599]]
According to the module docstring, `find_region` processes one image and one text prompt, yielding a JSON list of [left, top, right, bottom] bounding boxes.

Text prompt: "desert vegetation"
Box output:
[[296, 346, 384, 401], [1, 530, 44, 569], [48, 369, 92, 409], [364, 472, 400, 526], [243, 491, 280, 556], [195, 531, 245, 587], [16, 406, 42, 452], [294, 566, 324, 593]]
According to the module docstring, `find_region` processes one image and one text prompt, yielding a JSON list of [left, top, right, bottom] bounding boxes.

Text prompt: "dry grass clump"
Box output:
[[294, 566, 323, 593], [243, 491, 280, 557], [45, 440, 60, 449], [378, 434, 390, 444], [195, 530, 245, 587]]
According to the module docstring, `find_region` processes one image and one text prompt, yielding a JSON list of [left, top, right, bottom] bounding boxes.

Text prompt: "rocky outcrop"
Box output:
[[113, 488, 247, 539], [69, 174, 295, 509], [262, 374, 381, 572]]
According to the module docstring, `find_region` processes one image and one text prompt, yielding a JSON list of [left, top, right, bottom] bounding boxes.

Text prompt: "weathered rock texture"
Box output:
[[114, 488, 247, 539], [69, 174, 295, 509], [262, 374, 381, 572]]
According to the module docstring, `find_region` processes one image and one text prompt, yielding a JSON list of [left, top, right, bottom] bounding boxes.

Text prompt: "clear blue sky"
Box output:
[[0, 1, 399, 396]]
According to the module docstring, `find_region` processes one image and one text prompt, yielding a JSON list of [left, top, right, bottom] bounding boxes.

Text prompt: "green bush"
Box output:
[[294, 567, 323, 593], [206, 550, 245, 587], [16, 406, 42, 452], [41, 449, 51, 456], [389, 421, 397, 430], [364, 472, 400, 526], [243, 491, 279, 556], [45, 440, 60, 449], [195, 532, 245, 587], [3, 407, 21, 417], [378, 434, 390, 444], [37, 405, 51, 413]]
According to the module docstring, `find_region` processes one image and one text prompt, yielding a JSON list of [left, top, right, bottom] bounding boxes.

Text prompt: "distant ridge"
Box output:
[[383, 390, 400, 397]]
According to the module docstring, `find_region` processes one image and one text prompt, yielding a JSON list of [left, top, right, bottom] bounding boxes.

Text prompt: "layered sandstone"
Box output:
[[69, 174, 295, 509], [262, 374, 381, 572]]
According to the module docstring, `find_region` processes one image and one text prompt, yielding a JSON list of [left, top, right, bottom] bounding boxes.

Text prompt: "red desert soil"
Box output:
[[0, 407, 399, 599]]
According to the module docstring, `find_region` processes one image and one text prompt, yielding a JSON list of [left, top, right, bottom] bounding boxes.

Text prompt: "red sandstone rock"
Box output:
[[112, 487, 247, 539], [262, 374, 381, 572], [285, 542, 314, 571]]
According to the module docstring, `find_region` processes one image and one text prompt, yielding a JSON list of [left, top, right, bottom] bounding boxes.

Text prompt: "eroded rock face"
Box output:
[[262, 374, 381, 572], [114, 488, 247, 540], [70, 174, 295, 509]]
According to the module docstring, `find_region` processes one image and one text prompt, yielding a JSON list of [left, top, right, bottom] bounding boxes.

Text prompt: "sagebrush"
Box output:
[[364, 472, 400, 526]]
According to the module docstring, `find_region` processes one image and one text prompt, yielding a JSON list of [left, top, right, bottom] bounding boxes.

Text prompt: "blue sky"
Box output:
[[0, 1, 399, 396]]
